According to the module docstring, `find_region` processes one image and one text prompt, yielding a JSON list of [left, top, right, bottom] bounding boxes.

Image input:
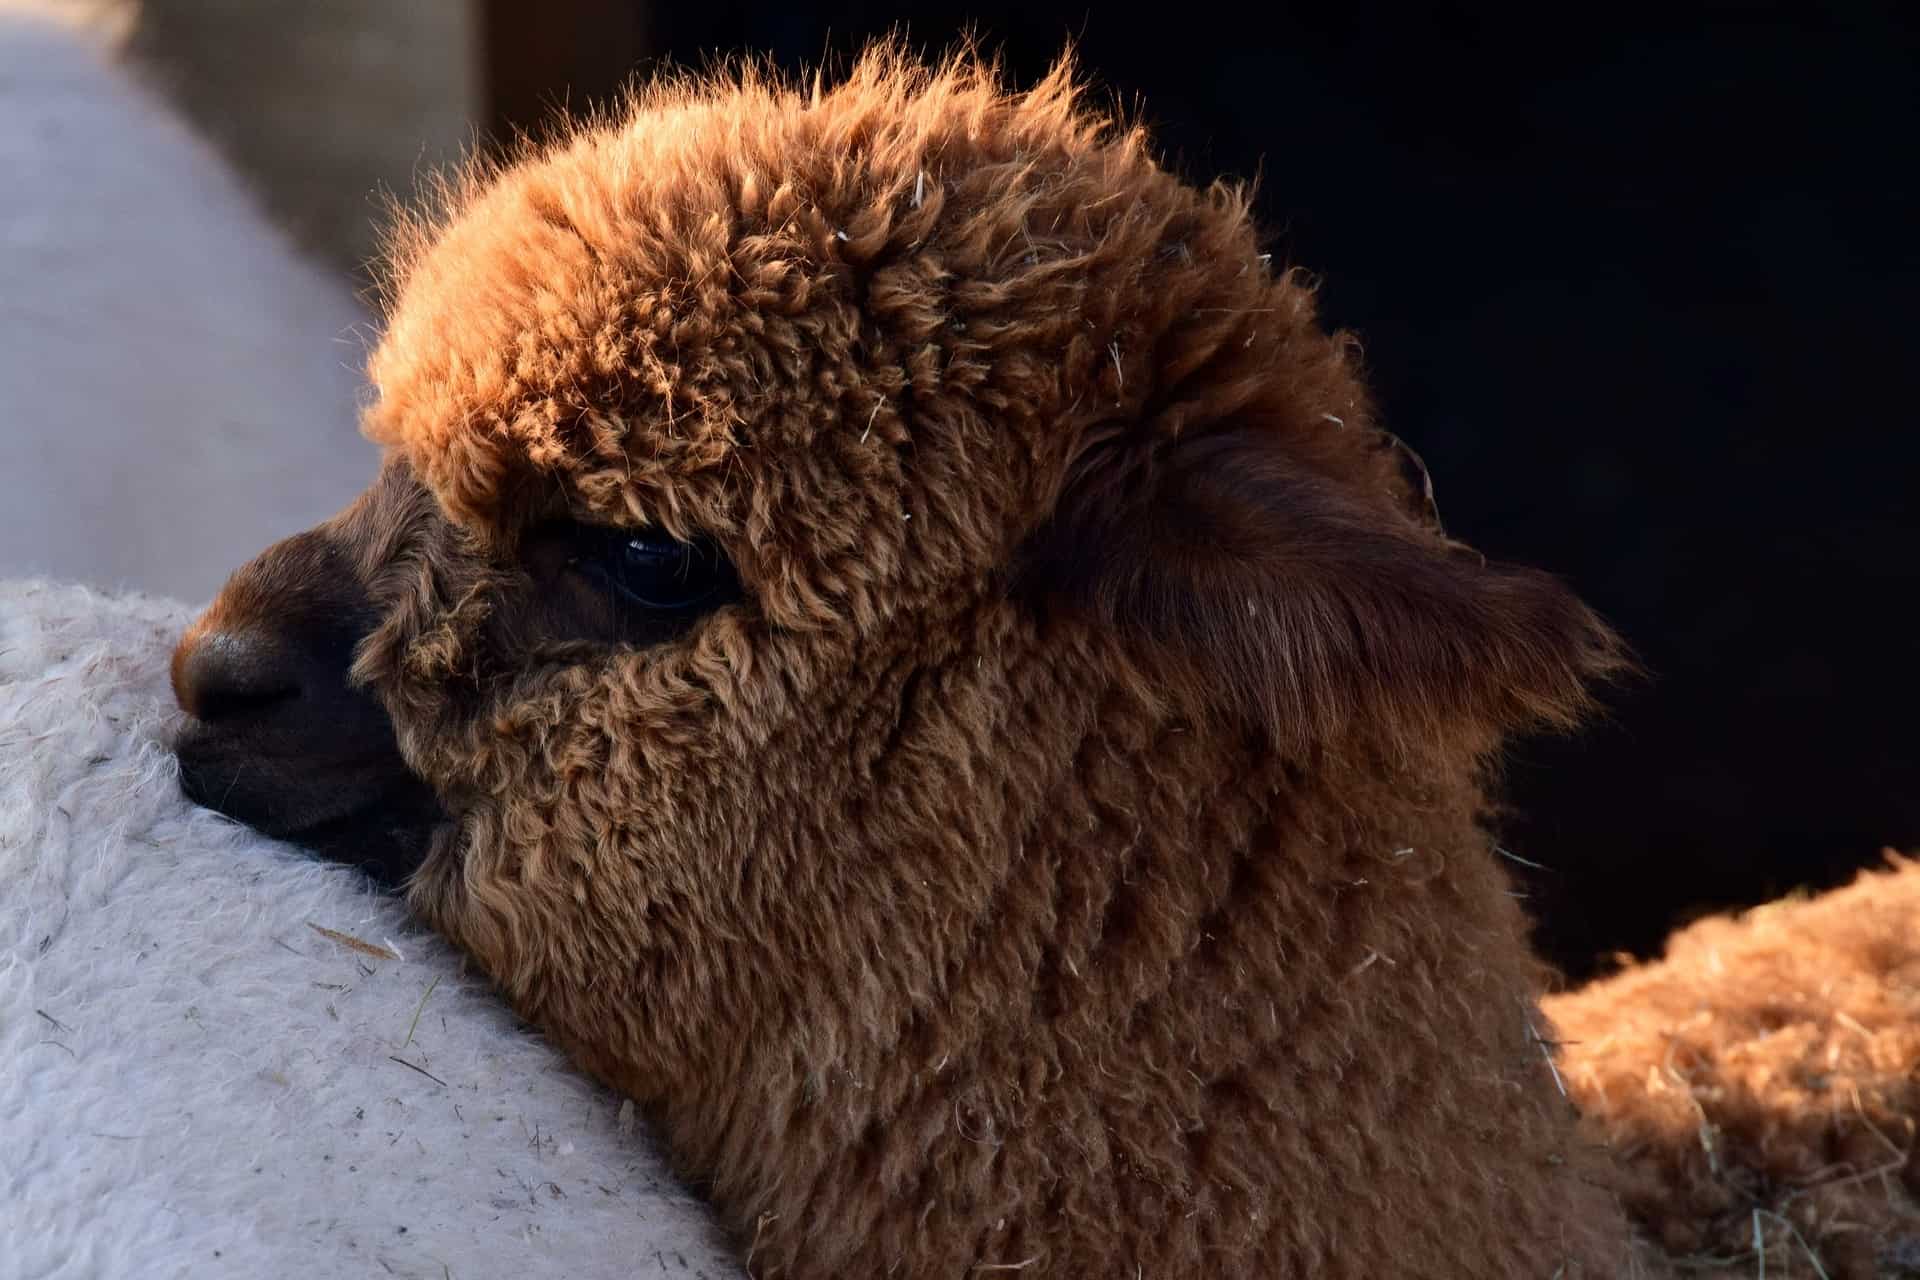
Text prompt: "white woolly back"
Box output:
[[0, 6, 373, 602], [0, 580, 739, 1280]]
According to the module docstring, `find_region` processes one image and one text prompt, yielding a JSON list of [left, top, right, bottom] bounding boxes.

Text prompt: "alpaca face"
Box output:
[[173, 450, 760, 890], [172, 464, 445, 886], [174, 54, 1628, 1273]]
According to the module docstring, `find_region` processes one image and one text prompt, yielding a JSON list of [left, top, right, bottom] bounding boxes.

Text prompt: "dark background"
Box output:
[[484, 2, 1918, 979]]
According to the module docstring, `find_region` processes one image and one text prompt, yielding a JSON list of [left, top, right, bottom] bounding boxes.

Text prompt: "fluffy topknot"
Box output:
[[365, 46, 1365, 537]]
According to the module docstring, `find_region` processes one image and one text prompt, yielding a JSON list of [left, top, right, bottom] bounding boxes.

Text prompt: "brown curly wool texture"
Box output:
[[328, 47, 1644, 1276], [1546, 854, 1920, 1278]]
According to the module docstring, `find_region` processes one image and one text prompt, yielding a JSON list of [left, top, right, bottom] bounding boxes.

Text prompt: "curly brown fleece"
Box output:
[[238, 50, 1649, 1275], [1547, 854, 1920, 1278]]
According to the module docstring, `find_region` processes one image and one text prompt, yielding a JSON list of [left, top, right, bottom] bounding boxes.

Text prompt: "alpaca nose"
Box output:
[[171, 625, 305, 724], [170, 543, 394, 791], [170, 526, 379, 744], [170, 522, 446, 888]]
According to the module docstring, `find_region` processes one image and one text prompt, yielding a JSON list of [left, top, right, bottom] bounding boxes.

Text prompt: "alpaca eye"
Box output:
[[586, 529, 740, 612]]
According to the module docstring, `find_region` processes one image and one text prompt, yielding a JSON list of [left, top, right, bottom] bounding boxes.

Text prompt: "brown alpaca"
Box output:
[[172, 50, 1643, 1275]]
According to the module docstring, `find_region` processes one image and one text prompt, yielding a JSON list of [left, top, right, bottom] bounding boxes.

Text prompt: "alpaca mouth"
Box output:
[[269, 797, 446, 889], [176, 735, 447, 889]]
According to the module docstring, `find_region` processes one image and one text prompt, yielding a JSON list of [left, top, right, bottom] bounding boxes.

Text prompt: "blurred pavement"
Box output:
[[0, 1, 470, 602]]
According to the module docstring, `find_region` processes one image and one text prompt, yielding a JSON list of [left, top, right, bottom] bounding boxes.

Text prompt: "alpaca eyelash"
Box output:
[[566, 524, 742, 615]]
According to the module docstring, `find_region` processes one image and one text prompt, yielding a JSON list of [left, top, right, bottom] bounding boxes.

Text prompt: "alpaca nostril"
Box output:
[[172, 627, 303, 724]]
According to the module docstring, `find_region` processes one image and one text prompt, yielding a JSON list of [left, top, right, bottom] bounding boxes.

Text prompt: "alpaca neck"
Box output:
[[652, 640, 1629, 1275]]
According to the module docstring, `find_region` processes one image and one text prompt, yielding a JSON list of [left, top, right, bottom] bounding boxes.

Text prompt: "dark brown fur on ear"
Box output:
[[1025, 426, 1627, 757]]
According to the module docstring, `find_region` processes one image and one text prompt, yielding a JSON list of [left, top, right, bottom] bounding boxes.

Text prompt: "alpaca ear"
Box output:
[[1021, 427, 1625, 755]]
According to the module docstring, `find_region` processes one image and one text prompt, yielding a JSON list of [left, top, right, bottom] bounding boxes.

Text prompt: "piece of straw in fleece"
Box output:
[[0, 578, 740, 1280]]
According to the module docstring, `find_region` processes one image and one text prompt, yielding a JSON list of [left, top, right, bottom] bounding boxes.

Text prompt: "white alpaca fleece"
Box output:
[[0, 580, 740, 1280]]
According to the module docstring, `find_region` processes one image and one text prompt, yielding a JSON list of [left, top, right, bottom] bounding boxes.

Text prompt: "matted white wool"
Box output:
[[0, 579, 740, 1280]]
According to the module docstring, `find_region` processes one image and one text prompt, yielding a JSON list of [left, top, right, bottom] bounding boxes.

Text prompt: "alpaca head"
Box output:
[[173, 49, 1627, 1274]]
